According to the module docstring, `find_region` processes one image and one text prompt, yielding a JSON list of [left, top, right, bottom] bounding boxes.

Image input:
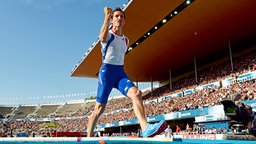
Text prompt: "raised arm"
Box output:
[[99, 7, 112, 43]]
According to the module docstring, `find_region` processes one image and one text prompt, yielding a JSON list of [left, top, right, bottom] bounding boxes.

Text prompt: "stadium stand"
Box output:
[[34, 104, 60, 118], [12, 105, 37, 119], [0, 106, 14, 118], [55, 102, 85, 116]]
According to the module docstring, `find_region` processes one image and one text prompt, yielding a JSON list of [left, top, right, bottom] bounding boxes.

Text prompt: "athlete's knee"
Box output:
[[135, 89, 142, 98], [92, 103, 106, 117], [128, 87, 142, 100]]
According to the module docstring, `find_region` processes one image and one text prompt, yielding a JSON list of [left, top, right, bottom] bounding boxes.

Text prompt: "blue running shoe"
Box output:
[[142, 120, 167, 137]]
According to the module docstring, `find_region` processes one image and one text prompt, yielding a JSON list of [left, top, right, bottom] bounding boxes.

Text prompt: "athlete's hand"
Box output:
[[104, 7, 112, 17]]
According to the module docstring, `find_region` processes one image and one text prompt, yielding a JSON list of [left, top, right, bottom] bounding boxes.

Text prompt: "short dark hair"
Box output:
[[112, 7, 125, 19]]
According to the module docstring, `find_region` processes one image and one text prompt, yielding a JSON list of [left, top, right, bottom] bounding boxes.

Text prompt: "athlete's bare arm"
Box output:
[[99, 7, 112, 43]]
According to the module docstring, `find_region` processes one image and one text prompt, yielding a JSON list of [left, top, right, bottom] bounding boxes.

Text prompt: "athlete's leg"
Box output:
[[126, 86, 148, 130], [87, 102, 106, 137], [117, 72, 166, 137], [126, 86, 166, 137], [87, 64, 115, 137]]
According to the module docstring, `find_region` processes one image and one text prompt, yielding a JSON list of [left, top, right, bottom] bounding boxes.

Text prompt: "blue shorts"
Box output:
[[96, 63, 135, 104]]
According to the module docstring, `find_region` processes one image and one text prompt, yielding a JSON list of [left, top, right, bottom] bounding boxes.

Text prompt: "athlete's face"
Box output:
[[111, 11, 125, 27]]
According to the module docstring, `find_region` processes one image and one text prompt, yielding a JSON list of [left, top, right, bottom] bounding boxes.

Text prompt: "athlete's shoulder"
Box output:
[[124, 36, 129, 46]]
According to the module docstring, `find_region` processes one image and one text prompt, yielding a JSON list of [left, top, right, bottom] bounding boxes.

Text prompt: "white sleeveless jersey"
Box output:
[[100, 30, 128, 65]]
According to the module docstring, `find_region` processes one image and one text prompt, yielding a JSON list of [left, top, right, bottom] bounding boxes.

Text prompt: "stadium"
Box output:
[[1, 0, 256, 143]]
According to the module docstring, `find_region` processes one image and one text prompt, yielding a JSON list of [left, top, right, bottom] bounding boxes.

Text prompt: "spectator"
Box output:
[[223, 127, 228, 134], [186, 123, 192, 132], [176, 125, 181, 133], [246, 105, 256, 129], [164, 125, 173, 138]]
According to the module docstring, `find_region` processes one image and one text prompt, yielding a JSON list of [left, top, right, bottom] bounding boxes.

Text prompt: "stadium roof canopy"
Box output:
[[71, 0, 256, 82]]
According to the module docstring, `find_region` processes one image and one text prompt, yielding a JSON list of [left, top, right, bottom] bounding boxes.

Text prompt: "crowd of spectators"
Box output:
[[0, 51, 255, 137]]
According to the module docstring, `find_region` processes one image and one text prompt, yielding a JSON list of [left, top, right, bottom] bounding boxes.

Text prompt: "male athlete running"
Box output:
[[87, 7, 166, 138]]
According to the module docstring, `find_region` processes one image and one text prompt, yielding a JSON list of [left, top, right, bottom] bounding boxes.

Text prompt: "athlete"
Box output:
[[86, 7, 166, 137]]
